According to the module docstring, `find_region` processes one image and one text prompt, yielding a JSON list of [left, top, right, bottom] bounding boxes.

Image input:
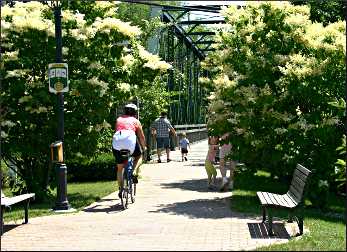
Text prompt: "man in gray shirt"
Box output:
[[151, 111, 177, 163]]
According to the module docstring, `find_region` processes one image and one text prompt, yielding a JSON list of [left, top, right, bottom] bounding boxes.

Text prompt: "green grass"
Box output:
[[231, 170, 346, 251], [3, 180, 117, 223]]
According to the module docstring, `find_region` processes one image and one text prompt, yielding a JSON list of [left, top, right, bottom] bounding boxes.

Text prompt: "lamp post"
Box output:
[[51, 1, 72, 211]]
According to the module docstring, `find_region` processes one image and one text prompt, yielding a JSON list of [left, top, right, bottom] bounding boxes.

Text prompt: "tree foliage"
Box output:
[[291, 0, 346, 26], [1, 2, 171, 200], [203, 2, 345, 207]]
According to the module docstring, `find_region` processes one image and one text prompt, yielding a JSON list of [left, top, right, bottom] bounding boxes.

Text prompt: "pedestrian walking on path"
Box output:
[[179, 132, 190, 162], [151, 111, 176, 163], [205, 135, 219, 189], [218, 133, 236, 192]]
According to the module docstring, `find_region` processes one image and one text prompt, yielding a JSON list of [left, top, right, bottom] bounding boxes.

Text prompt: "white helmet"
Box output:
[[125, 103, 138, 111]]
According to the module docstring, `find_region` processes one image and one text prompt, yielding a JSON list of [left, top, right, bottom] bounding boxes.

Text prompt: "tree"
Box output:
[[203, 2, 345, 207], [290, 0, 346, 26], [1, 1, 171, 200]]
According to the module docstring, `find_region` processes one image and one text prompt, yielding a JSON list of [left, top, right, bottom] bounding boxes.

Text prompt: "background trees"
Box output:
[[290, 0, 346, 26], [203, 2, 345, 207]]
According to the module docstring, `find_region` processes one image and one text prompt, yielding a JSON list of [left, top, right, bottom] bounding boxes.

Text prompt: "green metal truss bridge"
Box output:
[[121, 1, 243, 127]]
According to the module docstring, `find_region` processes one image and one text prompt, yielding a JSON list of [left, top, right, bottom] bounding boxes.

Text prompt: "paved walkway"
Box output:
[[1, 140, 300, 251]]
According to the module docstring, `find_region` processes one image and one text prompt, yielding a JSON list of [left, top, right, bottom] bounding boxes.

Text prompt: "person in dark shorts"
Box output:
[[151, 111, 176, 163], [179, 132, 190, 161]]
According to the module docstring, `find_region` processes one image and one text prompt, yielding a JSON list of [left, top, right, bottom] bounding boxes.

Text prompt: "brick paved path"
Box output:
[[1, 140, 299, 251]]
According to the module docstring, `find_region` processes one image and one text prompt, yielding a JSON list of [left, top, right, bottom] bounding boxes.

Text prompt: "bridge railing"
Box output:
[[173, 124, 208, 147]]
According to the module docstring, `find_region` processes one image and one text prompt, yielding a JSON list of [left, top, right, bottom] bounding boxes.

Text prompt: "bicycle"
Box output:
[[119, 149, 136, 210]]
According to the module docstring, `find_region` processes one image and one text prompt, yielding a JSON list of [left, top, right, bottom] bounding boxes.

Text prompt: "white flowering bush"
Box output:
[[204, 2, 345, 206], [1, 2, 170, 199]]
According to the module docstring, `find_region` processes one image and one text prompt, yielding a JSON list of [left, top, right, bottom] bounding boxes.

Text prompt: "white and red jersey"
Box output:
[[112, 115, 141, 154]]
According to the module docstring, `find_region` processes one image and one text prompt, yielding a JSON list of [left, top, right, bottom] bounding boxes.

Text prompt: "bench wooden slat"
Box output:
[[292, 169, 308, 182], [274, 194, 290, 207], [257, 192, 267, 205], [294, 167, 310, 177], [289, 185, 304, 201], [289, 173, 305, 200], [283, 193, 298, 207], [270, 193, 294, 208], [290, 176, 305, 193], [273, 194, 288, 207], [257, 192, 272, 205], [262, 192, 276, 205], [267, 193, 282, 206], [288, 183, 303, 202], [297, 164, 311, 176], [1, 193, 35, 207], [258, 192, 277, 206], [282, 195, 293, 208], [290, 179, 305, 198], [257, 191, 296, 208], [291, 174, 306, 189], [292, 170, 309, 187], [286, 192, 300, 205], [287, 189, 301, 203]]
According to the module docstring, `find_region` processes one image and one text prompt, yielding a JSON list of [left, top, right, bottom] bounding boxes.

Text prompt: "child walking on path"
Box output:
[[179, 132, 190, 161], [205, 135, 219, 189]]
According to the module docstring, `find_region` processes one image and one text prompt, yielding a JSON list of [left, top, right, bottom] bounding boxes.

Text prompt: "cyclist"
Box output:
[[112, 103, 147, 199]]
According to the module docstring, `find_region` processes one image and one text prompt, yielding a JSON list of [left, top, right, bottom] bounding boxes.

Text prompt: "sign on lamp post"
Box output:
[[48, 63, 69, 94]]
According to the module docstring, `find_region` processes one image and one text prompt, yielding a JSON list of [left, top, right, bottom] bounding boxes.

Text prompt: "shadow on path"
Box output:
[[189, 162, 205, 167], [149, 197, 233, 219], [82, 202, 124, 214], [247, 222, 291, 239], [2, 224, 21, 235], [160, 178, 225, 193]]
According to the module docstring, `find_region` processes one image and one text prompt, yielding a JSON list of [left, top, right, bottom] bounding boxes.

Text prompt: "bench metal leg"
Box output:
[[287, 212, 293, 223], [268, 211, 274, 236], [298, 216, 304, 235], [1, 206, 4, 235], [262, 207, 266, 223], [24, 200, 29, 224]]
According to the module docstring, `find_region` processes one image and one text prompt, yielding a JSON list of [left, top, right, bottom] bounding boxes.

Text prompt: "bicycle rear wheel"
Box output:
[[130, 180, 135, 203], [121, 176, 129, 209]]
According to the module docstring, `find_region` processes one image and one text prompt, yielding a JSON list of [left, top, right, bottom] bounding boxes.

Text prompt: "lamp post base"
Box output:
[[53, 162, 72, 211], [53, 202, 71, 211], [52, 208, 76, 213]]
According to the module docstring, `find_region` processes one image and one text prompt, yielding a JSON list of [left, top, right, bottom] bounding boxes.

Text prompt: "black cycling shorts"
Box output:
[[112, 142, 142, 165]]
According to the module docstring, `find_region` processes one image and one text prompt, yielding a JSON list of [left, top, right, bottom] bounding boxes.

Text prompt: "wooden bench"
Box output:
[[1, 190, 35, 235], [256, 164, 311, 236]]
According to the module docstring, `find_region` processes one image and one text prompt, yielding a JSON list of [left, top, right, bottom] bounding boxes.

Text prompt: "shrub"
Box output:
[[66, 153, 115, 182]]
